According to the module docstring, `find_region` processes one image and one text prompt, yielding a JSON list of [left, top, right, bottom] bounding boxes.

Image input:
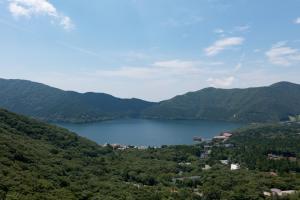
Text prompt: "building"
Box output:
[[179, 162, 191, 166], [222, 132, 232, 137], [269, 172, 278, 177], [213, 135, 227, 140], [220, 160, 229, 165], [270, 188, 297, 197], [230, 163, 240, 170], [263, 191, 271, 197], [224, 143, 234, 148], [202, 165, 211, 170]]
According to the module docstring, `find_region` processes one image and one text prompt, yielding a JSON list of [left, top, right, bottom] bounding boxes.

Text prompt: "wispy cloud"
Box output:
[[94, 59, 205, 80], [207, 76, 235, 88], [7, 0, 74, 30], [214, 25, 250, 37], [204, 37, 244, 56], [153, 59, 201, 69], [266, 42, 300, 66], [234, 53, 245, 72], [214, 28, 224, 34], [232, 25, 250, 33], [294, 17, 300, 24]]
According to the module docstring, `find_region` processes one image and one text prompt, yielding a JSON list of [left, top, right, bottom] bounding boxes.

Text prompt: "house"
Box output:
[[172, 176, 201, 183], [137, 146, 148, 150], [271, 188, 282, 195], [268, 153, 282, 160], [200, 153, 207, 159], [269, 172, 278, 177], [179, 162, 191, 166], [213, 135, 227, 140], [230, 163, 240, 170], [193, 189, 203, 197], [281, 190, 297, 196], [270, 188, 297, 196], [220, 160, 229, 165], [267, 153, 297, 161], [202, 165, 211, 170], [203, 145, 212, 150], [263, 191, 271, 197], [224, 143, 234, 148], [222, 132, 232, 137], [288, 157, 297, 162]]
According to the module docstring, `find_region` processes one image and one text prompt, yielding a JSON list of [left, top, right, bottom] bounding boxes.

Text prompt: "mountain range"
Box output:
[[0, 78, 300, 123], [0, 78, 154, 123], [142, 81, 300, 122]]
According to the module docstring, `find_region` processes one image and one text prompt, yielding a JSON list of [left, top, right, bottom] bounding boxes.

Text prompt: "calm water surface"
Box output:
[[55, 119, 243, 146]]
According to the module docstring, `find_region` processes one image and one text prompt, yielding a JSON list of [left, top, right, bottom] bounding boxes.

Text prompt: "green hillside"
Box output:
[[0, 78, 154, 123], [0, 109, 299, 199], [143, 82, 300, 122], [1, 78, 300, 123]]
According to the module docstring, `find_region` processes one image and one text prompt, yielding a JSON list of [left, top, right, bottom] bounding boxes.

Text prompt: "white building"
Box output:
[[220, 160, 229, 165], [230, 163, 240, 170]]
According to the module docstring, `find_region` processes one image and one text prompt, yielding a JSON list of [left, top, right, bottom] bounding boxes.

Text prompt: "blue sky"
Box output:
[[0, 0, 300, 101]]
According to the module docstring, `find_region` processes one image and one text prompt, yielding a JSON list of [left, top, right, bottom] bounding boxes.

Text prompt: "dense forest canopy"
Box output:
[[0, 109, 299, 199], [143, 82, 300, 123], [0, 78, 154, 123]]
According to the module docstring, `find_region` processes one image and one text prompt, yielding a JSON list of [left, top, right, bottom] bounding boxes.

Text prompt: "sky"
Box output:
[[0, 0, 300, 101]]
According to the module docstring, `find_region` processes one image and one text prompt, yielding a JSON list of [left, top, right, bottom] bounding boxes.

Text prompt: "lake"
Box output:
[[55, 119, 244, 146]]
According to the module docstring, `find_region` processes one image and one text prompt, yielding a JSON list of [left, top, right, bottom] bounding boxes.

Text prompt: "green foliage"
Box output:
[[226, 123, 300, 173], [2, 79, 300, 123], [143, 81, 300, 122], [0, 78, 154, 123], [0, 109, 299, 199]]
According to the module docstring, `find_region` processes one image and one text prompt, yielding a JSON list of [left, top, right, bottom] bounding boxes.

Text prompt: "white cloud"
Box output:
[[204, 37, 244, 56], [153, 59, 200, 69], [266, 42, 300, 66], [95, 59, 204, 80], [214, 28, 224, 34], [294, 17, 300, 24], [214, 25, 250, 36], [234, 63, 242, 71], [207, 76, 235, 88], [8, 0, 74, 30], [232, 25, 250, 33], [234, 53, 245, 71]]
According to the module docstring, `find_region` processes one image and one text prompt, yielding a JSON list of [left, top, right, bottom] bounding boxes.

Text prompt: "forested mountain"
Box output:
[[1, 78, 300, 123], [0, 78, 155, 123], [143, 82, 300, 122], [0, 109, 299, 199]]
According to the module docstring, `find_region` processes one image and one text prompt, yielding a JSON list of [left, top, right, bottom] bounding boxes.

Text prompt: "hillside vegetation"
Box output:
[[143, 82, 300, 122], [1, 78, 300, 123], [0, 78, 154, 123], [0, 109, 299, 199]]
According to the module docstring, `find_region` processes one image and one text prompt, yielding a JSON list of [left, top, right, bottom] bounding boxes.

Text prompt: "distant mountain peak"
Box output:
[[270, 81, 299, 88]]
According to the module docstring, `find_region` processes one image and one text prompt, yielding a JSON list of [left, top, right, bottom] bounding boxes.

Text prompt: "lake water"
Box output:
[[55, 119, 244, 146]]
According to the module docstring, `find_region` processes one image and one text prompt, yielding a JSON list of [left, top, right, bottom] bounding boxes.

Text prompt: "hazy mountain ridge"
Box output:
[[142, 81, 300, 122], [0, 78, 155, 123], [1, 78, 300, 123]]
